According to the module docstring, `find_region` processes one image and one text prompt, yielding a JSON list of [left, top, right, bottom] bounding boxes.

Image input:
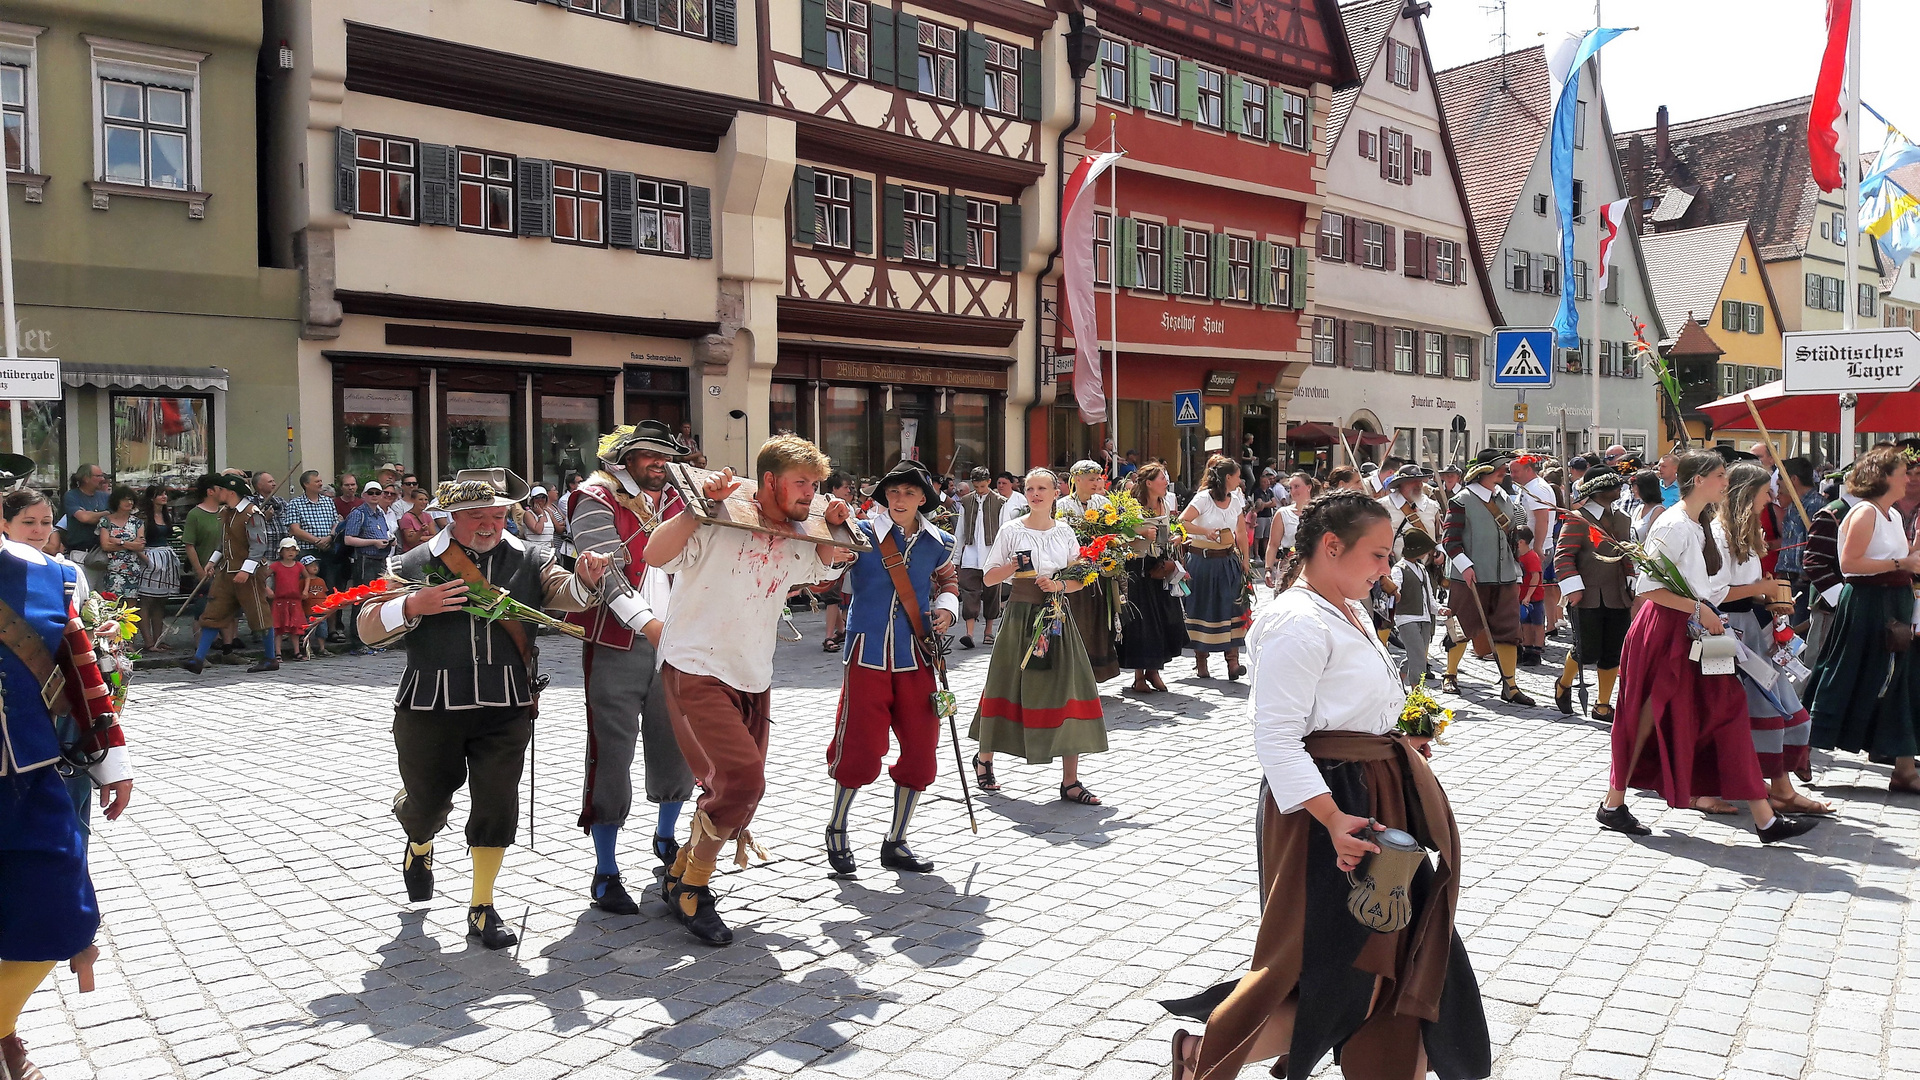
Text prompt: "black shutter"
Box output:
[[997, 202, 1021, 273], [792, 165, 817, 244], [630, 0, 658, 25], [962, 31, 987, 108], [1020, 47, 1041, 122], [882, 184, 905, 258], [418, 142, 456, 226], [894, 13, 919, 93], [516, 158, 554, 238], [852, 177, 874, 254], [335, 127, 357, 214], [608, 171, 637, 248], [711, 0, 736, 44], [801, 0, 827, 67], [870, 5, 895, 86], [689, 185, 713, 259]]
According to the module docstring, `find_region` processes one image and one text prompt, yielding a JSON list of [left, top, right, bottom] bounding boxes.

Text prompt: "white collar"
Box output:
[[1582, 502, 1606, 520], [878, 512, 945, 544], [428, 528, 524, 557], [1466, 482, 1499, 504], [234, 497, 253, 513], [1402, 559, 1427, 582], [609, 465, 643, 497], [2, 537, 47, 564]]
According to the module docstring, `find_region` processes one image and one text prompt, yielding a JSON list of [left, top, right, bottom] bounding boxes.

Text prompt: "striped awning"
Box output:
[[60, 364, 229, 391]]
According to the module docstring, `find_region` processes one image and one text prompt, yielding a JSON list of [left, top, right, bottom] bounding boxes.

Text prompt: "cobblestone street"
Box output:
[[20, 613, 1920, 1080]]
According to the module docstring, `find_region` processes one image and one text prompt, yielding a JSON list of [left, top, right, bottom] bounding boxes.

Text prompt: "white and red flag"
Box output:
[[1807, 0, 1851, 192], [1595, 198, 1631, 295], [1060, 151, 1125, 424]]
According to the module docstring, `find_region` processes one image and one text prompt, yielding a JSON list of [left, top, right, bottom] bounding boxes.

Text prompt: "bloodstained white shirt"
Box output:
[[656, 524, 842, 693]]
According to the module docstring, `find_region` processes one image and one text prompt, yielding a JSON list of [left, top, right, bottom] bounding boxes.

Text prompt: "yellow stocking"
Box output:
[[1597, 667, 1619, 707], [470, 846, 504, 908], [1495, 644, 1520, 685], [1377, 627, 1391, 646], [676, 849, 719, 919], [0, 960, 55, 1038], [1558, 655, 1580, 689], [1445, 642, 1467, 678]]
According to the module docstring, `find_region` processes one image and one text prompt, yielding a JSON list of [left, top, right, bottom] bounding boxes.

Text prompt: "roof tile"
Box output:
[[1637, 220, 1750, 337], [1434, 46, 1553, 270], [1614, 97, 1817, 261], [1327, 0, 1400, 147]]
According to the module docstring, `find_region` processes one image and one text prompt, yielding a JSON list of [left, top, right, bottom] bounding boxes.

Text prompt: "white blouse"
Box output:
[[984, 516, 1081, 575], [1277, 504, 1302, 550], [1847, 501, 1909, 562], [1635, 509, 1733, 605], [1186, 490, 1246, 533], [1247, 586, 1404, 814], [1056, 493, 1110, 519]]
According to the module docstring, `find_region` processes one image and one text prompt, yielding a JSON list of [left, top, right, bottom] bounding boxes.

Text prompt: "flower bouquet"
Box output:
[[307, 574, 587, 639], [1022, 535, 1117, 669], [1398, 676, 1452, 754], [1583, 524, 1694, 600], [81, 591, 140, 711]]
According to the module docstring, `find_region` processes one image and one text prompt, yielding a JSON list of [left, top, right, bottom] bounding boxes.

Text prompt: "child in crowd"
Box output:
[[267, 538, 309, 662], [1515, 524, 1545, 666], [1393, 529, 1447, 688]]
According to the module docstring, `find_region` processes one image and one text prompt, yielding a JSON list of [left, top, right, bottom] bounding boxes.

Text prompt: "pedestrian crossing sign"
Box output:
[[1491, 327, 1555, 388], [1173, 390, 1202, 426]]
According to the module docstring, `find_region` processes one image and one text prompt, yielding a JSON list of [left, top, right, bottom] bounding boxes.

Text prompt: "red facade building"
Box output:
[[1037, 0, 1358, 478]]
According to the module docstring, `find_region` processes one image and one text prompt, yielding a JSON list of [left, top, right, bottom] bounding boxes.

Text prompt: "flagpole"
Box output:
[[1590, 1, 1603, 460], [1841, 0, 1862, 463], [1107, 116, 1121, 477]]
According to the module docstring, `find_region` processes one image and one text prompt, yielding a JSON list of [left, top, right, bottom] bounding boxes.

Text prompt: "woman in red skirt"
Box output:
[[1597, 449, 1819, 844]]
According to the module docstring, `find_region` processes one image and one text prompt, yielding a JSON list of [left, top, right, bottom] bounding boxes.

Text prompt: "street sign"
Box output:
[[0, 358, 61, 400], [1173, 390, 1202, 426], [1513, 403, 1529, 423], [1781, 328, 1920, 393], [1491, 327, 1555, 389]]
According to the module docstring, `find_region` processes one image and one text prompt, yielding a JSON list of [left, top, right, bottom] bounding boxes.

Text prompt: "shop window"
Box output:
[[1182, 230, 1209, 298], [1392, 328, 1416, 374], [111, 394, 208, 489], [100, 79, 190, 190], [1094, 212, 1112, 285], [940, 392, 992, 478], [825, 0, 869, 78], [1424, 331, 1445, 376], [3, 63, 29, 173], [342, 387, 416, 483], [813, 169, 854, 250], [918, 21, 959, 102], [1392, 427, 1415, 461], [0, 402, 61, 490], [903, 187, 938, 262], [820, 385, 871, 478], [539, 395, 601, 490], [1278, 90, 1307, 150], [770, 381, 802, 438], [1485, 430, 1517, 451], [1313, 317, 1335, 365], [637, 175, 688, 255], [1241, 81, 1266, 140], [1195, 66, 1224, 129], [624, 366, 691, 430], [446, 391, 513, 471], [553, 164, 605, 246], [1422, 429, 1443, 471], [1147, 51, 1176, 116], [966, 198, 997, 269], [657, 0, 710, 39], [1098, 39, 1128, 103], [1227, 236, 1252, 302], [1451, 335, 1473, 380], [1351, 322, 1376, 370], [1318, 212, 1344, 261], [1133, 220, 1163, 291], [352, 133, 416, 222], [458, 148, 515, 234], [884, 389, 932, 466], [983, 40, 1020, 117]]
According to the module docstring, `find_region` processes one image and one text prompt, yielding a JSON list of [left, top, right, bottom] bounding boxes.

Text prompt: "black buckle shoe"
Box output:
[[591, 872, 640, 915], [1757, 814, 1820, 845], [403, 844, 433, 902], [879, 840, 933, 873], [1500, 683, 1537, 708], [825, 829, 856, 877], [182, 658, 206, 675], [247, 659, 281, 673], [668, 882, 733, 946], [1554, 680, 1574, 716], [1596, 802, 1651, 836], [652, 833, 679, 867], [467, 904, 518, 950]]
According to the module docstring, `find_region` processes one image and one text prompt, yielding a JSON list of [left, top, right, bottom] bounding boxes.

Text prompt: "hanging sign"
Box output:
[[1781, 328, 1920, 393], [0, 358, 62, 400]]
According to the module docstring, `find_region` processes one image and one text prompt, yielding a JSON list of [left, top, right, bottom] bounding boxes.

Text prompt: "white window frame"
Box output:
[[1313, 316, 1335, 365], [1392, 328, 1416, 373], [86, 36, 205, 194], [0, 22, 44, 177], [1278, 90, 1308, 150], [824, 0, 870, 79], [1195, 65, 1224, 130], [917, 21, 959, 103], [1388, 42, 1413, 89], [1097, 39, 1128, 103], [1241, 81, 1267, 140], [1423, 331, 1445, 376], [1383, 129, 1406, 183], [1226, 234, 1252, 302], [1093, 211, 1112, 285], [1182, 229, 1210, 298]]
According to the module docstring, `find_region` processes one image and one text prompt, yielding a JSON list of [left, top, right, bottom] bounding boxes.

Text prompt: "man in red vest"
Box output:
[[566, 421, 695, 916]]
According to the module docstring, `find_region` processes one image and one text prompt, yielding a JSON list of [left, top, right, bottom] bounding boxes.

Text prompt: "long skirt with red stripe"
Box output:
[[969, 599, 1107, 764], [1727, 607, 1811, 780], [1613, 602, 1767, 807]]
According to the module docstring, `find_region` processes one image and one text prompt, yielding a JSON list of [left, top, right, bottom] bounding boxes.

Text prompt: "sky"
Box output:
[[1420, 0, 1917, 148]]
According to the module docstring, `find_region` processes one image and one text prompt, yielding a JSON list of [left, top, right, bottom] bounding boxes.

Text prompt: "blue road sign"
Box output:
[[1491, 327, 1556, 389], [1173, 390, 1203, 426]]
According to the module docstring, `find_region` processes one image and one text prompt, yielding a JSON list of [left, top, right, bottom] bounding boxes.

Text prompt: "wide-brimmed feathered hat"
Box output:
[[1463, 447, 1516, 483], [209, 473, 253, 498], [430, 468, 530, 512], [596, 420, 687, 467]]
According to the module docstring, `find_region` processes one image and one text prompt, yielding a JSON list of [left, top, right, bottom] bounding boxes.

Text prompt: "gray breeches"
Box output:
[[581, 638, 694, 829]]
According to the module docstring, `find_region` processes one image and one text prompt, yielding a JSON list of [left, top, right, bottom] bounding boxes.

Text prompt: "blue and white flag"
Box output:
[[1548, 27, 1631, 349]]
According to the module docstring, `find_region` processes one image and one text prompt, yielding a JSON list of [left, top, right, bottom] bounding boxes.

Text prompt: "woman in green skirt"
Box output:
[[970, 467, 1109, 805], [1804, 446, 1920, 790]]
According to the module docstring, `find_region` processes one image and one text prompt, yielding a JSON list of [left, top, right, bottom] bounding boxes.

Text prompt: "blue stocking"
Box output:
[[192, 628, 218, 664]]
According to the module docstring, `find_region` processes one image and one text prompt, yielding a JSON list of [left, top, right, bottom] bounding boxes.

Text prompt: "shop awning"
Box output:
[[1696, 382, 1920, 434], [61, 364, 230, 392], [1287, 422, 1393, 447]]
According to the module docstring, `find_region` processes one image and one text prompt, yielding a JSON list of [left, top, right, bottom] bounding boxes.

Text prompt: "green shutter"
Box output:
[[998, 202, 1022, 273], [894, 13, 920, 93], [942, 195, 968, 267], [1252, 241, 1271, 305], [1303, 94, 1315, 153], [1212, 233, 1230, 299], [1020, 47, 1041, 122], [852, 178, 873, 254], [688, 185, 712, 259], [711, 0, 736, 44], [1166, 226, 1185, 293], [1116, 217, 1137, 288], [1226, 75, 1245, 135], [1292, 247, 1309, 307], [962, 31, 988, 108], [801, 0, 827, 67], [1128, 46, 1152, 109], [869, 5, 895, 86], [1268, 87, 1284, 143], [336, 127, 357, 214], [791, 165, 816, 244], [1177, 59, 1198, 121], [629, 0, 658, 26], [882, 184, 905, 259]]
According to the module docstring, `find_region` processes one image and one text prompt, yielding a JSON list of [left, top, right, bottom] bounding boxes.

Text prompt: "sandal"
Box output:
[[1059, 781, 1102, 805], [822, 635, 841, 653], [971, 754, 1001, 792], [1768, 792, 1835, 815], [1171, 1029, 1198, 1080], [1690, 796, 1739, 815]]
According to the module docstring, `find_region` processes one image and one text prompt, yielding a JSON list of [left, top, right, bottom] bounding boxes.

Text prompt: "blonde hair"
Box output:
[[755, 434, 832, 482], [1717, 462, 1772, 564]]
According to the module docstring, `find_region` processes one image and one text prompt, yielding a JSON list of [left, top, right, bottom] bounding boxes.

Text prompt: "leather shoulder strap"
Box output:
[[437, 542, 536, 672], [875, 527, 930, 643], [0, 596, 66, 711]]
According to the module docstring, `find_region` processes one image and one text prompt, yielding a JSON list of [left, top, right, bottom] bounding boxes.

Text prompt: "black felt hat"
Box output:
[[1712, 445, 1761, 465], [209, 473, 254, 498], [876, 458, 941, 507], [0, 454, 32, 489], [1463, 447, 1516, 483]]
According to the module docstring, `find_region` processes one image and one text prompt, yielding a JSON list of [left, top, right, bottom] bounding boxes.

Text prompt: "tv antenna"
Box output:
[[1482, 0, 1509, 86]]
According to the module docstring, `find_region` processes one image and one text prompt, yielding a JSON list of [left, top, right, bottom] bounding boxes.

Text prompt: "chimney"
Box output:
[[1655, 105, 1669, 163]]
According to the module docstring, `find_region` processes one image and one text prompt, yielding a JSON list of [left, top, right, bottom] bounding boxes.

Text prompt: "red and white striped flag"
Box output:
[[1061, 151, 1125, 424], [1808, 0, 1851, 192], [1596, 198, 1631, 294]]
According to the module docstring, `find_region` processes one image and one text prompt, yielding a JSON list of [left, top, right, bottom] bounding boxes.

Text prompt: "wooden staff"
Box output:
[[1743, 394, 1813, 531]]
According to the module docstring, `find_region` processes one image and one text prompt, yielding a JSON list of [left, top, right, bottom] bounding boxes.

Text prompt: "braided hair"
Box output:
[[1279, 489, 1391, 591], [1675, 449, 1725, 576]]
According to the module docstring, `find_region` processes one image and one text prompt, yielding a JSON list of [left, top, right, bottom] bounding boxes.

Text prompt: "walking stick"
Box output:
[[1743, 395, 1814, 531], [1567, 605, 1591, 714], [924, 630, 979, 833]]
